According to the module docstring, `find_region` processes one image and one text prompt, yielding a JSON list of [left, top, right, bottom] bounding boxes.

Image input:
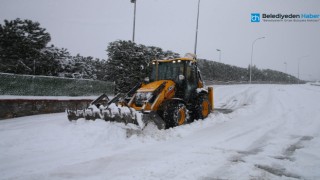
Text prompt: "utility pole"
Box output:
[[194, 0, 201, 55], [284, 62, 287, 74], [131, 0, 137, 42], [216, 49, 221, 62], [249, 37, 265, 84], [297, 55, 308, 84], [33, 59, 36, 75]]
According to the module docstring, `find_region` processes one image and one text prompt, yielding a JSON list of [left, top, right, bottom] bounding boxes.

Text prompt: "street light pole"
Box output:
[[216, 49, 221, 62], [131, 0, 137, 42], [284, 62, 287, 74], [297, 55, 308, 84], [194, 0, 201, 55], [249, 36, 265, 84], [33, 59, 36, 75]]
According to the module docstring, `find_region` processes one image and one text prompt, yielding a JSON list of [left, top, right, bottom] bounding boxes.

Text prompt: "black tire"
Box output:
[[193, 93, 210, 120], [160, 101, 187, 129]]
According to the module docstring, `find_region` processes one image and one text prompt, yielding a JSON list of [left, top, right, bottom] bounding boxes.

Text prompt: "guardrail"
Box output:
[[0, 73, 114, 96], [205, 80, 300, 86]]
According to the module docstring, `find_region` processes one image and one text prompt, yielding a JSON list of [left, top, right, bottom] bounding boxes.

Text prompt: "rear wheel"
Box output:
[[160, 101, 187, 129], [194, 93, 210, 120]]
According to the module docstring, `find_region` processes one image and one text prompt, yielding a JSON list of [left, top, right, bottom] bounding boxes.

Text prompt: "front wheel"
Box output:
[[193, 93, 210, 120], [160, 102, 187, 129]]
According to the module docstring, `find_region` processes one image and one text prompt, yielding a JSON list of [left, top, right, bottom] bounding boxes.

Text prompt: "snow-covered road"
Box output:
[[1, 84, 320, 180]]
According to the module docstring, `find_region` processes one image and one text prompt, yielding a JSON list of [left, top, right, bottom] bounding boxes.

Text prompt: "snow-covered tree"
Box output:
[[105, 40, 180, 93], [0, 18, 51, 74], [197, 59, 298, 83]]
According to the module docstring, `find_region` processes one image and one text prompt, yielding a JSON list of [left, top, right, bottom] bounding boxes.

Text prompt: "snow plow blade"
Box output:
[[101, 109, 165, 130], [67, 92, 166, 130], [67, 105, 165, 130], [138, 111, 166, 130], [67, 93, 110, 121]]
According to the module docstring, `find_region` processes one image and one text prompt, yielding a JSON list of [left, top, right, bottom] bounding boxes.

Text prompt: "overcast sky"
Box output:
[[1, 0, 319, 80]]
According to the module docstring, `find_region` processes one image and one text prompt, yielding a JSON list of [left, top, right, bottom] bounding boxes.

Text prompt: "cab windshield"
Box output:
[[150, 61, 185, 81]]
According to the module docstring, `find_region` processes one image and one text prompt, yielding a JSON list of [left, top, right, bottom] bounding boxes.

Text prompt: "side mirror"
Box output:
[[178, 75, 185, 81]]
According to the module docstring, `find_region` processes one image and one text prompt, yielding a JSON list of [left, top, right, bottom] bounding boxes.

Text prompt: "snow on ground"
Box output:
[[1, 84, 320, 180]]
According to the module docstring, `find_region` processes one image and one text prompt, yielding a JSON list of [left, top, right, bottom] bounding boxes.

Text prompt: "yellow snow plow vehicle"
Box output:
[[67, 57, 214, 129]]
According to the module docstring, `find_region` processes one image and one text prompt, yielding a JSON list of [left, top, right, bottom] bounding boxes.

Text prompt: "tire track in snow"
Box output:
[[204, 85, 316, 179]]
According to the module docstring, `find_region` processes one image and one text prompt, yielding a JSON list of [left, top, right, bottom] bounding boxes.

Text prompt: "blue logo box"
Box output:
[[251, 13, 260, 22]]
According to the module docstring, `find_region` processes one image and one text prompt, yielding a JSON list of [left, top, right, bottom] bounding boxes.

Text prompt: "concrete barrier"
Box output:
[[0, 99, 93, 120]]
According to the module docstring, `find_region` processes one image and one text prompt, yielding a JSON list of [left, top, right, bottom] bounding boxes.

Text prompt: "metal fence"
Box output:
[[0, 73, 114, 96]]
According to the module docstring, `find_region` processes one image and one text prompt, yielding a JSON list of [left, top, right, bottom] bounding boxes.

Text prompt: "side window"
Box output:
[[197, 69, 202, 81], [187, 66, 192, 81], [180, 66, 184, 75], [191, 66, 197, 83], [186, 65, 197, 83]]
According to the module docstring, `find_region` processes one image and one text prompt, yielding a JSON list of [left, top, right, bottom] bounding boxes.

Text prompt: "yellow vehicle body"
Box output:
[[128, 80, 176, 111], [125, 57, 214, 128]]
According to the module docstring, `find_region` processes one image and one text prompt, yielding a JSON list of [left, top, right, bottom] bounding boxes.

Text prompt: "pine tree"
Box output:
[[0, 18, 51, 74], [105, 40, 180, 94], [105, 41, 143, 93]]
